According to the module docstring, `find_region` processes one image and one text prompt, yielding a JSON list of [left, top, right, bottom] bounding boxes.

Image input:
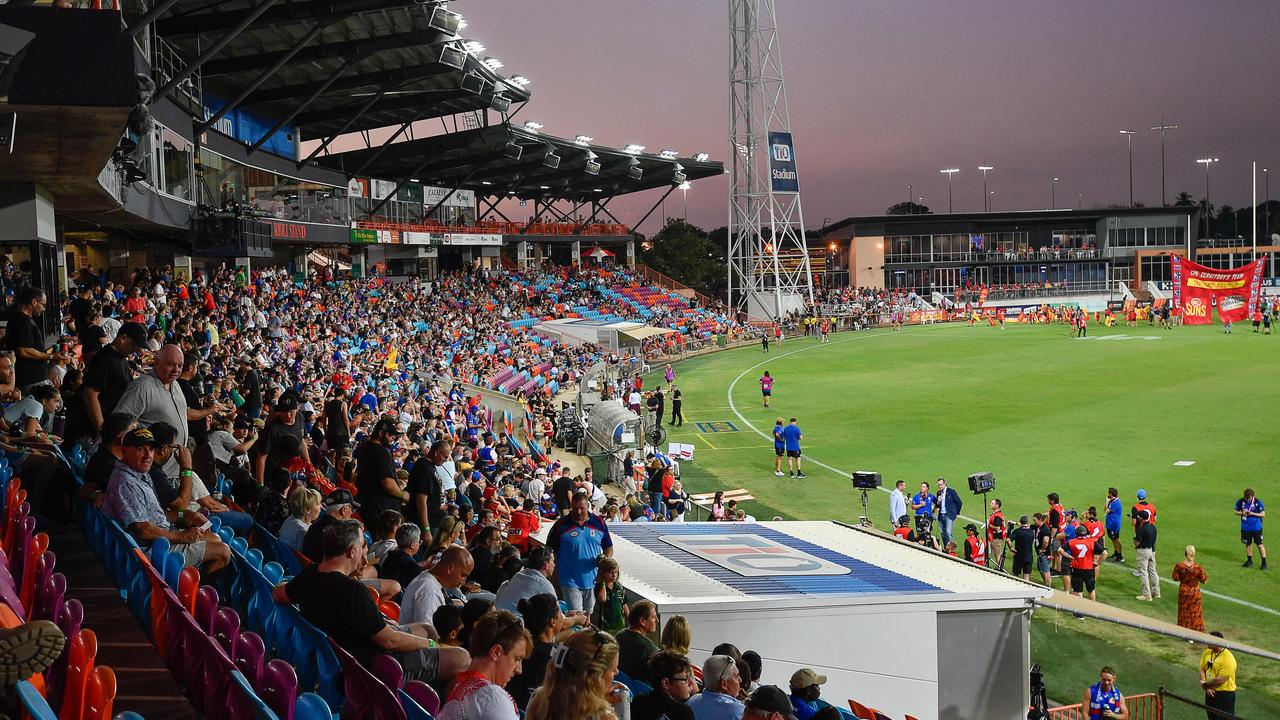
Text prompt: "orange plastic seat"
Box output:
[[57, 629, 96, 720], [83, 665, 116, 720]]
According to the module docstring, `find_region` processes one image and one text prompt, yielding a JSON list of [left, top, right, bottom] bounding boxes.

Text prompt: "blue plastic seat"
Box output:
[[16, 679, 57, 720], [293, 692, 335, 720]]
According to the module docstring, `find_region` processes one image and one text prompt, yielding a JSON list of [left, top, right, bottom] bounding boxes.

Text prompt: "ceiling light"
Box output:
[[593, 188, 602, 192], [678, 181, 692, 190], [539, 185, 549, 190], [693, 152, 710, 162], [481, 181, 492, 185], [623, 144, 645, 154]]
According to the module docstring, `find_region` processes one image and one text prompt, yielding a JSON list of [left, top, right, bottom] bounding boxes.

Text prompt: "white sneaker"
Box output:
[[774, 471, 784, 477]]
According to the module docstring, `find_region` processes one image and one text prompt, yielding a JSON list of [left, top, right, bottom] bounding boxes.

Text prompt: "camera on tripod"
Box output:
[[967, 471, 996, 494], [851, 471, 882, 490]]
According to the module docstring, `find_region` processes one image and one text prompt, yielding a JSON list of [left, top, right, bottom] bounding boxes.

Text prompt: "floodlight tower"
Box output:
[[727, 0, 815, 320]]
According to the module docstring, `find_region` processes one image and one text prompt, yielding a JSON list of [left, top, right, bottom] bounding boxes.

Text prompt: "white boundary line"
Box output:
[[722, 329, 1280, 619]]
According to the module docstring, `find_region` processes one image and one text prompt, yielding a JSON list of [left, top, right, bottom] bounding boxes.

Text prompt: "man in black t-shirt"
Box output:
[[72, 322, 146, 444], [272, 518, 468, 683], [1033, 512, 1054, 586], [1007, 515, 1038, 582], [3, 287, 66, 391], [408, 438, 449, 534], [355, 417, 406, 518], [631, 650, 695, 720], [253, 393, 307, 483], [551, 473, 575, 517], [324, 386, 355, 455]]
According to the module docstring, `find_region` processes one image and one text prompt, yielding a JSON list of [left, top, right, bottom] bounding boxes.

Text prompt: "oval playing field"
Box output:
[[650, 321, 1280, 710]]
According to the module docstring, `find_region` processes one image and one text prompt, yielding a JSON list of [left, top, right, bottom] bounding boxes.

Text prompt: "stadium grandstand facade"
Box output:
[[0, 0, 721, 310]]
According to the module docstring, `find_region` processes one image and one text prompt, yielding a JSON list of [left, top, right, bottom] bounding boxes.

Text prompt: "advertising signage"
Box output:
[[767, 131, 799, 193]]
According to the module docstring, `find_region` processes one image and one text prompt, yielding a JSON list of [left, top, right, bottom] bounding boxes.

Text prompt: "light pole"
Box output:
[[907, 184, 912, 213], [1051, 177, 1058, 209], [940, 168, 959, 213], [1120, 130, 1136, 207], [1150, 116, 1179, 206], [988, 190, 995, 212], [1197, 157, 1219, 238], [978, 165, 994, 211], [1264, 168, 1270, 240], [1077, 192, 1083, 211], [678, 180, 691, 219]]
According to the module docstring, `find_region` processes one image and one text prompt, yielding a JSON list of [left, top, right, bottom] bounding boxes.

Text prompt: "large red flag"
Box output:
[[1171, 255, 1266, 325]]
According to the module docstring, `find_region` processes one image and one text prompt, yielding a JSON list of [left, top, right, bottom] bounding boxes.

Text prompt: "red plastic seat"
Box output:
[[83, 665, 117, 720], [58, 628, 97, 720], [177, 567, 201, 614]]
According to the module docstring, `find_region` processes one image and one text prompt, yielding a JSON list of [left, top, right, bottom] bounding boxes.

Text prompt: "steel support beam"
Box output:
[[293, 86, 390, 163], [248, 62, 347, 154], [632, 186, 678, 231], [241, 61, 452, 107], [365, 157, 496, 219], [125, 0, 183, 37], [197, 21, 327, 134], [202, 29, 446, 77], [152, 0, 281, 104], [292, 89, 469, 128], [156, 0, 412, 37], [342, 114, 425, 175]]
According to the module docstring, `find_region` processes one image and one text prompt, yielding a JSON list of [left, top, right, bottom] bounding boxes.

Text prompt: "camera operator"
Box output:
[[915, 515, 940, 551], [892, 515, 914, 542]]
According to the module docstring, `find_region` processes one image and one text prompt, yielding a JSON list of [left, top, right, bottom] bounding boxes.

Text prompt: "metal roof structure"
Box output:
[[318, 124, 723, 202], [143, 0, 529, 142]]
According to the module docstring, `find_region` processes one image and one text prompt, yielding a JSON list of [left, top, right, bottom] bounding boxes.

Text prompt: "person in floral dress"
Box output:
[[1172, 544, 1208, 631]]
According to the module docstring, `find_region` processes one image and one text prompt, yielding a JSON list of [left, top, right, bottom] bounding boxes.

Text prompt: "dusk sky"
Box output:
[[448, 0, 1280, 235]]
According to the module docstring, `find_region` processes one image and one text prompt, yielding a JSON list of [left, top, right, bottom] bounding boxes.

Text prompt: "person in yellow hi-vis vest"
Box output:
[[1200, 631, 1237, 717]]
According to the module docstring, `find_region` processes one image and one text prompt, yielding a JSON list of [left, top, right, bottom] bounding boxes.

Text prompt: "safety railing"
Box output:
[[1046, 692, 1161, 720], [1157, 687, 1241, 720], [350, 218, 630, 237]]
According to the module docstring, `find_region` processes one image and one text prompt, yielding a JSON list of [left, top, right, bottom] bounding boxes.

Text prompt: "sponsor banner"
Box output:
[[908, 310, 950, 323], [348, 178, 369, 199], [659, 534, 849, 577], [402, 231, 502, 246], [767, 131, 799, 193], [376, 229, 400, 244], [350, 228, 378, 244], [1172, 256, 1266, 325], [402, 231, 440, 246], [1158, 278, 1280, 291], [371, 179, 399, 201], [424, 185, 476, 209]]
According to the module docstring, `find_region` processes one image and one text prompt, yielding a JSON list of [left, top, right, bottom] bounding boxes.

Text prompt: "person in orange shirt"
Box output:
[[506, 498, 541, 553], [1060, 525, 1098, 600]]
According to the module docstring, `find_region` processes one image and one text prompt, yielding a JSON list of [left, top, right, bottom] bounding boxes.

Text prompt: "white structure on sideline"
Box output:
[[604, 521, 1049, 720]]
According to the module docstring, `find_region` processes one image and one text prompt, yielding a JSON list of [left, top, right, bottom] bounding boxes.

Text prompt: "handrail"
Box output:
[[634, 263, 719, 308], [1045, 692, 1161, 720], [351, 219, 630, 237]]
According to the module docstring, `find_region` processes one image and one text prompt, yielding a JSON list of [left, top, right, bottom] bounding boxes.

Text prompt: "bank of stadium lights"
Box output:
[[659, 149, 679, 159], [482, 57, 503, 71], [574, 135, 594, 146], [623, 144, 645, 154], [522, 121, 543, 133], [456, 16, 467, 31], [509, 76, 530, 88], [462, 41, 485, 54], [693, 153, 710, 162]]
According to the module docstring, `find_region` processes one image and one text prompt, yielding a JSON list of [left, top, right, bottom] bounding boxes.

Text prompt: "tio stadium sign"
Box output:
[[767, 131, 800, 193]]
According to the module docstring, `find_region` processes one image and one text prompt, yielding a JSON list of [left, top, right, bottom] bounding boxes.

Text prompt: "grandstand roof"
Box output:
[[601, 521, 1046, 611], [823, 205, 1198, 237], [155, 0, 529, 138], [317, 124, 724, 201]]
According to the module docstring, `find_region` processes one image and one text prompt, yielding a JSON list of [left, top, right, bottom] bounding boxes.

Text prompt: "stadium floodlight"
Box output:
[[482, 57, 503, 71], [462, 40, 485, 54], [693, 152, 710, 162], [940, 168, 960, 213], [459, 71, 489, 95], [585, 158, 601, 175], [522, 120, 543, 132], [623, 144, 646, 154], [539, 185, 550, 190], [481, 181, 492, 185], [503, 142, 523, 160], [437, 43, 466, 69], [510, 75, 530, 87], [659, 149, 679, 159], [628, 165, 643, 180], [574, 135, 593, 145], [678, 181, 692, 190], [456, 16, 467, 31]]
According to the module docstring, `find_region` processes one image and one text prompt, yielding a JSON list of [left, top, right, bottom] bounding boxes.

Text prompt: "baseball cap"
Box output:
[[1075, 525, 1089, 537], [118, 322, 149, 346], [233, 416, 253, 430], [1136, 489, 1147, 500], [323, 489, 360, 509], [790, 668, 827, 689], [275, 393, 300, 412], [121, 427, 159, 448], [1065, 508, 1078, 518], [746, 686, 798, 720]]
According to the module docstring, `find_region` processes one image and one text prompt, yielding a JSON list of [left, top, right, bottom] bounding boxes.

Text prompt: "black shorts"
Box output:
[[786, 449, 801, 458], [1012, 558, 1032, 575], [774, 446, 784, 457], [1070, 568, 1096, 593], [1106, 528, 1120, 540], [1241, 530, 1265, 545]]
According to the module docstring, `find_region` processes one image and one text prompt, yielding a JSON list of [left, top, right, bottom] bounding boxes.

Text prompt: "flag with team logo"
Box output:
[[1172, 255, 1266, 325]]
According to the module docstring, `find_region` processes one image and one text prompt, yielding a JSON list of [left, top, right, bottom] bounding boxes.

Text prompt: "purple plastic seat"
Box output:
[[34, 571, 65, 622], [196, 586, 220, 635], [401, 681, 439, 717], [327, 639, 406, 720], [0, 546, 26, 620], [46, 599, 83, 713], [369, 655, 403, 691], [260, 659, 298, 720], [232, 631, 266, 689], [213, 606, 242, 656]]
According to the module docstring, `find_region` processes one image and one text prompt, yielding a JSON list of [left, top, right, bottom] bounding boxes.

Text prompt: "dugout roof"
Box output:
[[152, 0, 530, 139], [317, 124, 725, 201]]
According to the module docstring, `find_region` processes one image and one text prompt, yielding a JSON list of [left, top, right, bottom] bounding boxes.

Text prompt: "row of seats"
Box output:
[[0, 463, 121, 720]]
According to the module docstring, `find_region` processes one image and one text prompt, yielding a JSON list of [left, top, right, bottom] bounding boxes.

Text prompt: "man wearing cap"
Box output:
[[253, 392, 310, 484], [686, 654, 744, 720], [744, 685, 798, 720], [115, 344, 191, 476], [302, 489, 360, 563], [70, 321, 147, 446], [632, 650, 695, 720], [788, 668, 832, 720], [1134, 509, 1160, 601], [104, 427, 230, 576], [356, 417, 407, 518], [1060, 525, 1098, 600], [1130, 489, 1157, 536]]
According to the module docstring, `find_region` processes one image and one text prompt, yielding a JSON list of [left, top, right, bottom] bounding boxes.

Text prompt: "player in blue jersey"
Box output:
[[1083, 666, 1129, 719], [1235, 487, 1267, 569], [1105, 487, 1124, 564], [781, 418, 805, 478]]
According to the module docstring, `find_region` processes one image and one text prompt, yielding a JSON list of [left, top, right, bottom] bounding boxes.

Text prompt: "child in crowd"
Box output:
[[368, 509, 403, 565], [594, 556, 628, 634], [432, 604, 464, 646]]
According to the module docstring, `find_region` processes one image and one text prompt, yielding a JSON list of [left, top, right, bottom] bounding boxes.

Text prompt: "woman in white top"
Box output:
[[438, 610, 531, 720]]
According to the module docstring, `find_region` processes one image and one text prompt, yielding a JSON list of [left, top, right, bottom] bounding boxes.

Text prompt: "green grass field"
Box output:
[[645, 321, 1280, 711]]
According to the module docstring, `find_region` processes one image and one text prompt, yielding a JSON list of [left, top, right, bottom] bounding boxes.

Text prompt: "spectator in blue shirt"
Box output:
[[686, 654, 744, 720], [545, 492, 613, 617], [781, 418, 805, 479], [1236, 488, 1267, 569], [1105, 487, 1125, 563]]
